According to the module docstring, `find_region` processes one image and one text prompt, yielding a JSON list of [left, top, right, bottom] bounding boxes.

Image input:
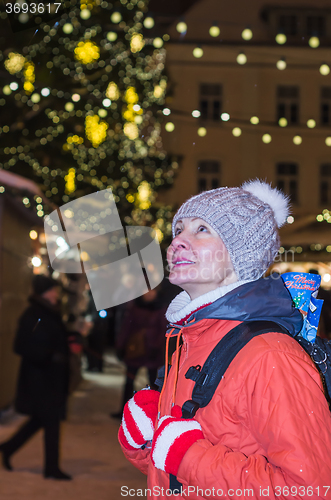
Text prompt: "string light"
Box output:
[[153, 38, 164, 48], [143, 17, 154, 29], [320, 64, 330, 75], [232, 127, 242, 137], [85, 115, 108, 147], [106, 82, 120, 100], [74, 40, 100, 65], [276, 58, 286, 70], [80, 8, 91, 19], [197, 127, 207, 137], [29, 230, 38, 240], [176, 22, 187, 34], [209, 25, 220, 37], [130, 33, 145, 53], [4, 52, 25, 74], [307, 119, 316, 128], [165, 122, 175, 132], [63, 23, 74, 34], [250, 116, 259, 125], [262, 134, 272, 144], [111, 11, 122, 23], [242, 28, 253, 40], [163, 108, 171, 116], [278, 117, 288, 127], [193, 47, 203, 58], [293, 135, 302, 145], [275, 33, 287, 45], [107, 32, 118, 41], [192, 110, 201, 118], [236, 52, 247, 65], [309, 36, 320, 48], [221, 113, 230, 121], [326, 137, 331, 146]]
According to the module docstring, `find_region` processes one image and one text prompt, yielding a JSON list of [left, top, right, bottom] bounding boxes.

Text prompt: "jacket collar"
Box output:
[[166, 280, 250, 324], [166, 276, 303, 337]]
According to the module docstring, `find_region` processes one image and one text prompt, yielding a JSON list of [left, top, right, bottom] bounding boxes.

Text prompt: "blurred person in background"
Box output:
[[111, 287, 167, 419], [0, 275, 72, 480]]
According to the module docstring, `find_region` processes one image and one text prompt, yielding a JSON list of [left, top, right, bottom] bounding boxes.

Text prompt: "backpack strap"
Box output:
[[182, 320, 290, 418]]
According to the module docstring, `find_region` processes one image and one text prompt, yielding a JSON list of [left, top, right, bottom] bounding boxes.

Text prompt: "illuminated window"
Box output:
[[277, 86, 300, 125], [199, 84, 222, 121], [198, 161, 220, 192], [320, 164, 331, 205], [276, 163, 299, 204], [321, 87, 331, 126]]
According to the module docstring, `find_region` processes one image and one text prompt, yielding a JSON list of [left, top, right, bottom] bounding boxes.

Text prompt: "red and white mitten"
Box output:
[[151, 405, 204, 476], [119, 388, 160, 451]]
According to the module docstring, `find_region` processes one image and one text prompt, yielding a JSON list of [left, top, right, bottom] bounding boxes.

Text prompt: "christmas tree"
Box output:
[[0, 0, 178, 243]]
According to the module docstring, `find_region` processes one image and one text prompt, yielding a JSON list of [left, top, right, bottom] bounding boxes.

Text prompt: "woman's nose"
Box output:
[[171, 233, 190, 250]]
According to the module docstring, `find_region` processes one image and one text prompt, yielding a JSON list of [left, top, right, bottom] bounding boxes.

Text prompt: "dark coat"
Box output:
[[14, 296, 70, 420], [116, 296, 167, 369]]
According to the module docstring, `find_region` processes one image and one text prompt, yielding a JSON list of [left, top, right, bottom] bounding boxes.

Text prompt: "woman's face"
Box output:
[[167, 217, 237, 300]]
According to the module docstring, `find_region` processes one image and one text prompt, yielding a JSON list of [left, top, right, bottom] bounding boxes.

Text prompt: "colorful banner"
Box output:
[[281, 272, 324, 343]]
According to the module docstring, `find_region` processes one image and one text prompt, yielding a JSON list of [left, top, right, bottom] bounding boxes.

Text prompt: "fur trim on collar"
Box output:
[[165, 280, 250, 324]]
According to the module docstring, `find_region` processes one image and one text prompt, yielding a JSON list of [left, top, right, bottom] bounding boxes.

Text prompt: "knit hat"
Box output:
[[172, 180, 290, 281], [32, 275, 59, 296]]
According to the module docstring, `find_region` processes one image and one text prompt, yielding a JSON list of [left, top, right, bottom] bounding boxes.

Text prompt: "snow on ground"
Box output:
[[0, 352, 150, 500]]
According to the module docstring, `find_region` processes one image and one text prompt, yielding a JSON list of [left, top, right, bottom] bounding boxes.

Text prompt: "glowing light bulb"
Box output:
[[262, 134, 272, 144], [209, 25, 220, 37], [32, 256, 42, 267], [276, 58, 286, 70], [232, 127, 242, 137], [242, 28, 253, 40], [309, 36, 320, 48], [111, 12, 122, 23], [193, 47, 203, 58], [275, 33, 287, 45], [107, 31, 118, 41], [176, 22, 187, 34], [165, 122, 175, 132], [80, 8, 91, 19], [143, 17, 154, 29], [153, 38, 163, 48], [278, 117, 288, 127], [221, 113, 230, 121], [237, 52, 247, 65], [63, 23, 73, 34], [198, 127, 207, 137], [320, 64, 330, 76], [307, 119, 316, 128], [250, 116, 259, 125], [293, 135, 302, 145]]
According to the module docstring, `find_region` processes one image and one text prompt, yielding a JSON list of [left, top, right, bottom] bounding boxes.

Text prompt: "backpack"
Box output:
[[155, 320, 331, 493], [155, 320, 331, 419]]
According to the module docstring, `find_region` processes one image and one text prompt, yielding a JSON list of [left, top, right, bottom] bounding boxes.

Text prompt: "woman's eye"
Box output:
[[198, 225, 208, 232], [174, 227, 182, 235]]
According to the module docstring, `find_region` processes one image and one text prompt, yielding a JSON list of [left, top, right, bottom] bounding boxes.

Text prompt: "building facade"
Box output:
[[158, 0, 331, 272]]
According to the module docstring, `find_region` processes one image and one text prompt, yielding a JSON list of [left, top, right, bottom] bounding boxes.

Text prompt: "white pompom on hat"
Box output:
[[172, 180, 290, 281]]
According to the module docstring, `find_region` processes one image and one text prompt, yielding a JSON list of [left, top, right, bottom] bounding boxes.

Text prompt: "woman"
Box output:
[[0, 275, 71, 480], [118, 180, 331, 499]]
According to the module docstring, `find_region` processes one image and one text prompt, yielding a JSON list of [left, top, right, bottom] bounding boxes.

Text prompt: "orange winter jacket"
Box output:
[[120, 278, 331, 499]]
